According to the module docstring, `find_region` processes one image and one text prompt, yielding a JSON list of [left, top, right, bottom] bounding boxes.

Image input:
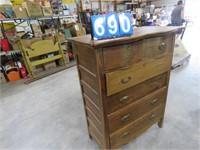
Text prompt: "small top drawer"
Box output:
[[103, 40, 143, 70], [144, 34, 173, 59]]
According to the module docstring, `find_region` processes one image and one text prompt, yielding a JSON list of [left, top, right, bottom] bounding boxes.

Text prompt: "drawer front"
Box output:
[[144, 34, 173, 59], [103, 40, 143, 70], [110, 106, 164, 149], [106, 53, 172, 96], [108, 88, 167, 133], [106, 73, 167, 114]]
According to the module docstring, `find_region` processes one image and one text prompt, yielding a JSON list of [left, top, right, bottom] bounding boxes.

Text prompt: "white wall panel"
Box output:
[[152, 0, 186, 7]]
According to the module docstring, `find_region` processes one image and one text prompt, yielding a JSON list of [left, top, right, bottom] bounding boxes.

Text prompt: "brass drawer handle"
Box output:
[[121, 76, 131, 84], [150, 98, 159, 105], [120, 95, 130, 103], [158, 43, 166, 50], [122, 131, 131, 138], [150, 114, 157, 120], [121, 114, 131, 122]]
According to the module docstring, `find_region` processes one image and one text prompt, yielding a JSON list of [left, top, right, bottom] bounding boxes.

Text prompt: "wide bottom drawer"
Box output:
[[108, 87, 167, 133], [110, 106, 164, 149]]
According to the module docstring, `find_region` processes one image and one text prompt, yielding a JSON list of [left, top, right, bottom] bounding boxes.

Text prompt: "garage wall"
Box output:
[[151, 0, 186, 7]]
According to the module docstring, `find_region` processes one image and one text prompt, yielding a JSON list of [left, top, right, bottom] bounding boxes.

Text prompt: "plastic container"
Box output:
[[147, 21, 154, 26], [6, 67, 20, 82]]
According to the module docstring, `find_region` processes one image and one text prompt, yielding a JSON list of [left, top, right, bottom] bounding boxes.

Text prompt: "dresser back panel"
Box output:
[[86, 107, 103, 133], [88, 118, 104, 147], [75, 44, 97, 75], [85, 95, 101, 122], [79, 67, 99, 93], [81, 82, 100, 108]]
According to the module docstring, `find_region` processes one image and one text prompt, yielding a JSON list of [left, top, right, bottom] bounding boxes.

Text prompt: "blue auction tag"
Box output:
[[91, 15, 107, 40], [118, 13, 133, 36], [90, 13, 133, 40], [106, 13, 119, 37]]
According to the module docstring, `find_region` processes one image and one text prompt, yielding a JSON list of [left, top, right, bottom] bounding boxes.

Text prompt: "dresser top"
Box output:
[[68, 26, 180, 48]]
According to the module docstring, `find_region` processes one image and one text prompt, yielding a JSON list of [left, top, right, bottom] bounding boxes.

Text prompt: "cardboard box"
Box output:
[[0, 73, 7, 84], [31, 24, 40, 32], [34, 32, 42, 38], [42, 6, 53, 16], [77, 0, 91, 12], [31, 24, 42, 37], [58, 33, 65, 43], [44, 28, 55, 35], [64, 53, 69, 64], [0, 28, 3, 38], [13, 7, 28, 18], [70, 23, 86, 37], [7, 37, 19, 50], [0, 23, 16, 36], [43, 61, 57, 70], [22, 1, 43, 17], [33, 65, 44, 73], [0, 5, 13, 18], [44, 35, 55, 43], [34, 0, 51, 7], [11, 43, 19, 50]]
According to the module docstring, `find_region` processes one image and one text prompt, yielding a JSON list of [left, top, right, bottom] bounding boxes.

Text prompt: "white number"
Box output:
[[107, 14, 118, 35], [94, 17, 105, 36], [119, 13, 131, 33]]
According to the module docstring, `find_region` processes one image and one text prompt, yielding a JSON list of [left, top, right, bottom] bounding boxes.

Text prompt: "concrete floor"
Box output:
[[1, 23, 200, 149]]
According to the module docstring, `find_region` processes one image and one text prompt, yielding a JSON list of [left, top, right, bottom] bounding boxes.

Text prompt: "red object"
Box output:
[[20, 66, 27, 78], [0, 39, 10, 52], [0, 14, 5, 19], [6, 67, 20, 82], [5, 28, 16, 36]]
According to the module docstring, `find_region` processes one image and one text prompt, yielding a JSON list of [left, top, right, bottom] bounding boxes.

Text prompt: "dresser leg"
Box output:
[[89, 134, 93, 140], [158, 117, 164, 128]]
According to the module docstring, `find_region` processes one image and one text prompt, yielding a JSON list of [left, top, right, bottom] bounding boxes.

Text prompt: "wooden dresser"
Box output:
[[68, 27, 178, 149]]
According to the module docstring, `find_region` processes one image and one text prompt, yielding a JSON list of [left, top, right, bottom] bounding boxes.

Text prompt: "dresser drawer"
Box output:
[[106, 53, 172, 96], [144, 34, 173, 59], [103, 40, 143, 70], [108, 88, 166, 133], [106, 73, 167, 114], [110, 106, 163, 149]]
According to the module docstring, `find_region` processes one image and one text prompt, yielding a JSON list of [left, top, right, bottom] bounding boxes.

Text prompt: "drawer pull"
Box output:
[[122, 131, 131, 138], [150, 114, 157, 120], [120, 96, 130, 103], [121, 76, 131, 84], [150, 98, 159, 105], [121, 114, 131, 122], [158, 43, 166, 50]]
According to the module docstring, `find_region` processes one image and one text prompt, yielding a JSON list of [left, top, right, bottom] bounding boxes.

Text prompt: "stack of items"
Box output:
[[0, 1, 53, 19], [0, 22, 17, 52], [49, 0, 63, 15], [1, 54, 27, 83], [0, 4, 15, 18]]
